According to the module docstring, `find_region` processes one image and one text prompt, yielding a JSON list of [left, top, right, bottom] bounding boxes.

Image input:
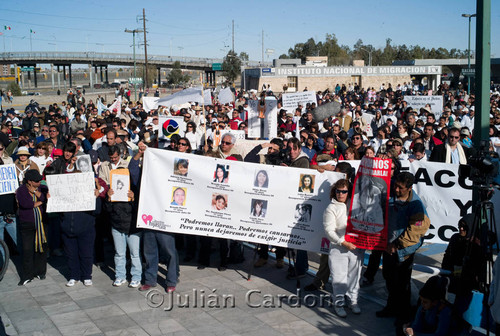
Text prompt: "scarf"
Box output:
[[16, 162, 31, 182], [445, 143, 467, 164], [32, 193, 47, 252]]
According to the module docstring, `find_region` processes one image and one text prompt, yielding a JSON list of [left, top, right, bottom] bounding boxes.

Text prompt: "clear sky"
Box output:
[[1, 0, 498, 62]]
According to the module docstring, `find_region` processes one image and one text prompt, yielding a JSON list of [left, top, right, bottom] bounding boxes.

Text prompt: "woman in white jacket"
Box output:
[[323, 179, 364, 318]]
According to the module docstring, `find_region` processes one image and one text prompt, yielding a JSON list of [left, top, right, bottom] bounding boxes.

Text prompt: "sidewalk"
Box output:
[[0, 243, 442, 336]]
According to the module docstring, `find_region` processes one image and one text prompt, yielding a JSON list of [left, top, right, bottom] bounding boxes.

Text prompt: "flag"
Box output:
[[4, 26, 11, 30], [108, 96, 122, 117], [97, 99, 107, 116], [30, 29, 35, 34]]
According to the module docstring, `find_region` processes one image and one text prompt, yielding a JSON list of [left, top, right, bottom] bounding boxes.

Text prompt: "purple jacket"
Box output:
[[15, 184, 46, 223]]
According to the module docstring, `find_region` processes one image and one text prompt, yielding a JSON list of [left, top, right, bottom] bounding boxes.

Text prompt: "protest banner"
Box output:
[[108, 96, 122, 117], [218, 87, 234, 105], [282, 91, 317, 114], [159, 116, 185, 140], [401, 161, 473, 244], [0, 164, 18, 195], [403, 95, 444, 115], [137, 148, 344, 253], [46, 172, 96, 212], [157, 87, 211, 107], [346, 157, 391, 250], [247, 98, 277, 139], [142, 97, 160, 112]]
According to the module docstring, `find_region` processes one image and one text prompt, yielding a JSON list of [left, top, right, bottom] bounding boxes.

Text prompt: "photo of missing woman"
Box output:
[[298, 174, 315, 193], [250, 199, 267, 218], [173, 158, 189, 177], [171, 187, 187, 206], [211, 193, 228, 211], [76, 155, 92, 172], [213, 164, 229, 183], [254, 170, 269, 188], [294, 204, 312, 222]]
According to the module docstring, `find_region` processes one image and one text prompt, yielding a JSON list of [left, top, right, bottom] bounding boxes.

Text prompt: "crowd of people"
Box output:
[[1, 81, 500, 335]]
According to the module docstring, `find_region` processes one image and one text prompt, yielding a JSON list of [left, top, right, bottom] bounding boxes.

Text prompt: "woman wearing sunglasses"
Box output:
[[323, 179, 363, 318]]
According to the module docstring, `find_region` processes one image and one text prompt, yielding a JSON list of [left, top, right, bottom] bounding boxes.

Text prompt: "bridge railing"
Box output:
[[0, 52, 268, 67]]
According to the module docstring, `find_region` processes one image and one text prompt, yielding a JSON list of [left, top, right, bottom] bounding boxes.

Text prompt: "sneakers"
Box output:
[[334, 305, 347, 318], [113, 279, 127, 287], [254, 258, 267, 268], [36, 274, 46, 280], [166, 286, 176, 293], [83, 279, 93, 286], [347, 302, 361, 314], [18, 279, 32, 286], [276, 259, 284, 269], [129, 280, 141, 288], [138, 284, 156, 291], [66, 279, 79, 287]]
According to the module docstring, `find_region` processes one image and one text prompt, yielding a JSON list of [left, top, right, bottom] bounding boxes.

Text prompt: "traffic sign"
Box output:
[[21, 67, 34, 72], [461, 68, 475, 77], [212, 63, 222, 71], [128, 77, 143, 84]]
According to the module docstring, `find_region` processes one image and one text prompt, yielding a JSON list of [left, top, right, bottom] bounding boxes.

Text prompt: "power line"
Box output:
[[1, 8, 124, 21]]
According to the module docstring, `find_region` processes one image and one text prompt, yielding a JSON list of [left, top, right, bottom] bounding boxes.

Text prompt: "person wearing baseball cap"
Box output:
[[15, 169, 48, 286]]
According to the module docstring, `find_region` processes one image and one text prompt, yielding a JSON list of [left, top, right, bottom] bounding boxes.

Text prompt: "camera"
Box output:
[[458, 140, 499, 187], [266, 147, 291, 166]]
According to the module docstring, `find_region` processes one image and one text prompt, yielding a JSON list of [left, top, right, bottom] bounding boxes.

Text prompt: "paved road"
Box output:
[[0, 241, 449, 336]]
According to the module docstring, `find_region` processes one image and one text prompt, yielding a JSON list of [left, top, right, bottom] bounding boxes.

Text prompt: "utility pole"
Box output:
[[473, 0, 490, 148], [261, 30, 264, 64], [125, 28, 143, 101], [462, 13, 476, 94], [232, 20, 234, 53], [142, 8, 149, 89]]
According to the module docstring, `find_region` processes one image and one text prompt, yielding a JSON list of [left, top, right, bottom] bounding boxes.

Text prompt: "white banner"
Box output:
[[137, 149, 344, 253], [401, 161, 472, 244], [0, 164, 18, 195], [403, 95, 444, 115], [108, 96, 122, 117], [142, 97, 160, 112], [157, 87, 212, 107], [46, 172, 96, 213], [247, 98, 277, 139], [218, 87, 234, 105], [282, 91, 317, 114]]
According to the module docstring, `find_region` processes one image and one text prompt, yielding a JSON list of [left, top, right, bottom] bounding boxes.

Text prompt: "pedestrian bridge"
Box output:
[[0, 51, 264, 70]]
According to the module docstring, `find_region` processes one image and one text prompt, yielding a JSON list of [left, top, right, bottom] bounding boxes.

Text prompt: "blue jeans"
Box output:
[[143, 230, 178, 287], [0, 215, 17, 247], [111, 228, 142, 282]]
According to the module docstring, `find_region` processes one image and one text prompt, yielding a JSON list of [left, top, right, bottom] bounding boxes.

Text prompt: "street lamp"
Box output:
[[462, 13, 476, 94], [125, 28, 144, 101], [359, 47, 373, 66]]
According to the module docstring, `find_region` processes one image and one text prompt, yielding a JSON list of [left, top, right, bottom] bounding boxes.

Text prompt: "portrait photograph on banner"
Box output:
[[346, 157, 391, 250]]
